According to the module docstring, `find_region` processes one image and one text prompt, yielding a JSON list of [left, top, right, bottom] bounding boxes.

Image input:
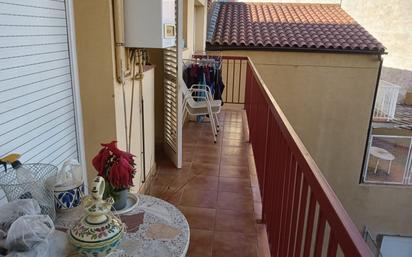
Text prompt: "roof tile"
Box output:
[[207, 2, 385, 53]]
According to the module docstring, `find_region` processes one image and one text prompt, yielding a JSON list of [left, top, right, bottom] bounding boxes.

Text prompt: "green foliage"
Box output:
[[103, 181, 120, 202]]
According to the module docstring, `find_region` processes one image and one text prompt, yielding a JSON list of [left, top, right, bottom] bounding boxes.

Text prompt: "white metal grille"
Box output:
[[163, 0, 179, 154], [0, 0, 79, 168], [163, 47, 178, 152], [373, 80, 400, 121]]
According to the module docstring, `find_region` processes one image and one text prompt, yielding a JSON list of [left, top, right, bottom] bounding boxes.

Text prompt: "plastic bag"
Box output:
[[0, 200, 41, 238], [54, 159, 82, 187], [5, 215, 54, 252], [4, 230, 70, 257]]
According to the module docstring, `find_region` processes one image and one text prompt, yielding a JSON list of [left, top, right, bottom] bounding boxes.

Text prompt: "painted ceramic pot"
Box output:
[[69, 176, 126, 257], [54, 182, 84, 211], [112, 189, 128, 210]]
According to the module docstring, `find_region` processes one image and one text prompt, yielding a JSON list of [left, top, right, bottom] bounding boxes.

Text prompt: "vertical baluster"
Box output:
[[231, 59, 236, 103], [313, 211, 326, 257], [294, 179, 308, 257], [326, 231, 338, 257], [289, 164, 302, 257], [273, 130, 286, 256], [238, 60, 243, 104], [249, 74, 254, 143], [245, 63, 252, 116], [278, 145, 292, 257], [261, 109, 268, 220], [259, 103, 270, 196], [252, 77, 258, 144], [262, 114, 272, 225], [247, 64, 254, 136], [284, 154, 296, 257], [256, 95, 264, 180], [256, 88, 261, 174], [277, 145, 284, 256], [271, 133, 282, 256], [268, 118, 281, 253], [272, 120, 282, 253], [262, 100, 269, 184], [259, 105, 268, 217], [303, 192, 316, 257], [245, 68, 248, 114], [225, 59, 229, 103]]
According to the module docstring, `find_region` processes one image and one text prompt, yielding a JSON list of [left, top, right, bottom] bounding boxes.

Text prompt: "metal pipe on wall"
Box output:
[[112, 1, 147, 183], [113, 0, 126, 84]]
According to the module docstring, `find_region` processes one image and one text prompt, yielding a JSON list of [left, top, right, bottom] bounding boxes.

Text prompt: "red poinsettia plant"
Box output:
[[92, 141, 136, 191]]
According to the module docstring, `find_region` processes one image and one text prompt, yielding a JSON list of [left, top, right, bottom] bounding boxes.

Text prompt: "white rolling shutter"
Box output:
[[0, 0, 79, 168]]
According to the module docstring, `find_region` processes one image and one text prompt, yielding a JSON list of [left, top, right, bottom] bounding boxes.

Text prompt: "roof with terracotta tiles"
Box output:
[[206, 2, 385, 54]]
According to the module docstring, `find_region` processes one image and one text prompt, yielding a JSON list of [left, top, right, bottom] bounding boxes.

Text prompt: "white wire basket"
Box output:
[[0, 163, 58, 221]]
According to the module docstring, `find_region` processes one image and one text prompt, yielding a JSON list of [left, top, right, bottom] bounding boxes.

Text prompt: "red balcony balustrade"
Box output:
[[220, 56, 374, 257]]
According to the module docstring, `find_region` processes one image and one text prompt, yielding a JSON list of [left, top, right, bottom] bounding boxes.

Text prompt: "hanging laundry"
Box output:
[[182, 56, 225, 104]]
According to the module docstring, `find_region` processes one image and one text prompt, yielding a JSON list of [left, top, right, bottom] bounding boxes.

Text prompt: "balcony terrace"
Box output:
[[147, 56, 375, 257]]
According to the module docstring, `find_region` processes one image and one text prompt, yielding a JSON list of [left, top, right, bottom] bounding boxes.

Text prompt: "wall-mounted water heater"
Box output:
[[124, 0, 176, 49]]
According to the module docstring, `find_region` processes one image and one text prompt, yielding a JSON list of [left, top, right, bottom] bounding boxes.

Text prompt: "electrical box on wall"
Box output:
[[124, 0, 176, 49]]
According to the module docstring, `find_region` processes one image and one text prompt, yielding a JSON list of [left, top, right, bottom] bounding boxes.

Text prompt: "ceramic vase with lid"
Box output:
[[68, 176, 126, 257]]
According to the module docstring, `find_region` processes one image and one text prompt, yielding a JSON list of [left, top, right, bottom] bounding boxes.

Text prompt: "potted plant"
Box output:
[[92, 141, 136, 210]]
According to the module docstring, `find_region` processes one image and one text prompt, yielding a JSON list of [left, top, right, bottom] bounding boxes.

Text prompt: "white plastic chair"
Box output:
[[188, 84, 221, 130], [182, 83, 221, 143]]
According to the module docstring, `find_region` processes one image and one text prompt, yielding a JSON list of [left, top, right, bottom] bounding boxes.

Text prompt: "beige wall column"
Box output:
[[73, 0, 117, 187], [194, 3, 207, 52], [147, 49, 166, 145], [182, 0, 207, 57], [73, 0, 157, 191], [183, 0, 195, 59]]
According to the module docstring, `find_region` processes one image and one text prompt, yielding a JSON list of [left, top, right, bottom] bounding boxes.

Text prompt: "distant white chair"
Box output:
[[182, 83, 221, 143]]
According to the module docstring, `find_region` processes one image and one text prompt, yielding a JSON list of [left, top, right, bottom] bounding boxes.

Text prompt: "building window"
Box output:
[[363, 135, 412, 184], [362, 80, 412, 185]]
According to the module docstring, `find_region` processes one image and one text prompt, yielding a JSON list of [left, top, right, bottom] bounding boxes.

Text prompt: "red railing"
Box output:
[[239, 56, 374, 257]]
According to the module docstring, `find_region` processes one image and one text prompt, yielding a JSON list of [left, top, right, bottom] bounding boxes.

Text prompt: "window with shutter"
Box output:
[[0, 0, 80, 169]]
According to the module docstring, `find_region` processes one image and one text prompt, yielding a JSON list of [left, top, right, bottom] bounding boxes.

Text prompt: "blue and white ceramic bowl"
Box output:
[[53, 182, 84, 211]]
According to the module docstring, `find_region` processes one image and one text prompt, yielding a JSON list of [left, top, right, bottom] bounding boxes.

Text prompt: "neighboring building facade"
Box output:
[[206, 1, 412, 238], [341, 0, 412, 103]]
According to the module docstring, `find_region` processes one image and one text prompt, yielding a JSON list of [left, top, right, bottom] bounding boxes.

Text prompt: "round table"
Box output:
[[369, 146, 395, 174], [55, 195, 190, 257]]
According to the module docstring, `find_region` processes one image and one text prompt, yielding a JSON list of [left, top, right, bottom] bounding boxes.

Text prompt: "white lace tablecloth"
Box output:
[[55, 195, 190, 257]]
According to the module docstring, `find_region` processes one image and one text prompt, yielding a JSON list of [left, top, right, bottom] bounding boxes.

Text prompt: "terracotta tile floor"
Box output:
[[146, 109, 271, 257]]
